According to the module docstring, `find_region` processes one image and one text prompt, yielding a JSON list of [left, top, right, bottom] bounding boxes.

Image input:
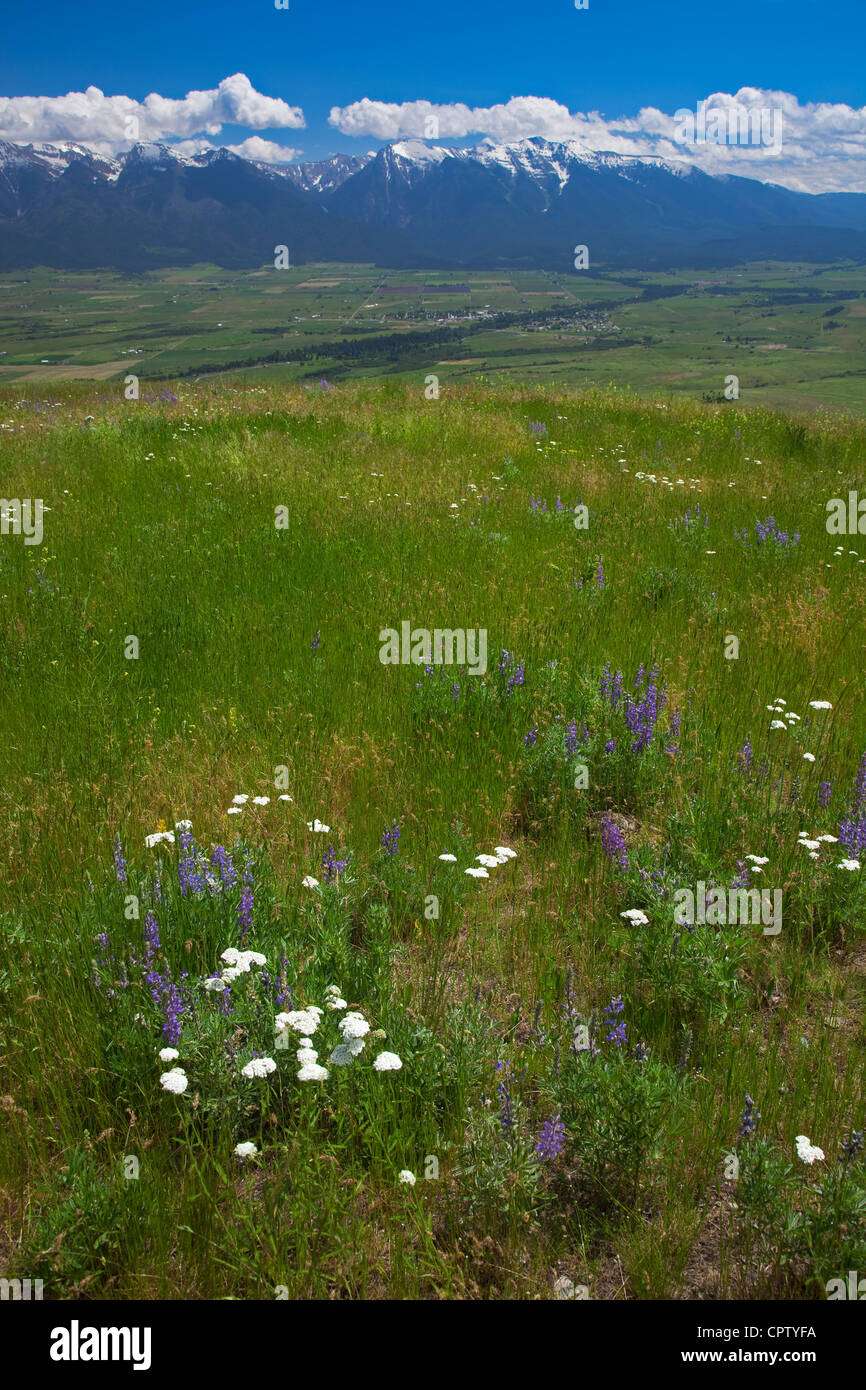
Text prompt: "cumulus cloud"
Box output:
[[329, 89, 866, 193], [0, 73, 304, 156], [172, 136, 301, 163]]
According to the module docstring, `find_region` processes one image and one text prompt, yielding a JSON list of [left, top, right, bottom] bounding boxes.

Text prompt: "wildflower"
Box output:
[[738, 1094, 761, 1138], [296, 1047, 318, 1062], [819, 781, 832, 807], [278, 794, 293, 802], [524, 727, 538, 746], [803, 753, 816, 762], [145, 831, 175, 848], [398, 1169, 416, 1185], [838, 859, 861, 871], [373, 1051, 403, 1071], [325, 995, 347, 1010], [301, 875, 319, 888], [329, 1044, 357, 1066], [380, 820, 401, 856], [494, 846, 516, 859], [311, 631, 321, 650], [175, 819, 193, 831], [769, 720, 787, 730], [620, 908, 648, 925], [795, 1134, 825, 1165], [438, 853, 457, 862], [277, 1009, 319, 1036], [227, 807, 243, 816], [798, 839, 821, 851], [535, 1116, 566, 1160], [816, 834, 838, 843], [340, 1013, 370, 1040], [241, 1057, 277, 1079], [252, 796, 270, 805], [307, 819, 330, 833], [809, 701, 833, 710], [840, 1130, 864, 1164], [745, 855, 769, 865], [322, 844, 349, 883], [113, 837, 128, 886], [158, 1047, 180, 1063], [234, 1142, 258, 1160], [159, 1067, 188, 1094], [297, 1062, 329, 1082], [476, 853, 500, 867], [603, 995, 626, 1048], [494, 1061, 515, 1132], [232, 794, 249, 804], [600, 815, 628, 872], [465, 866, 489, 878]]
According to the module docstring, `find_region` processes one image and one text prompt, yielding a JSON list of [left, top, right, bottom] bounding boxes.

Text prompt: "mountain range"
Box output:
[[1, 136, 866, 272]]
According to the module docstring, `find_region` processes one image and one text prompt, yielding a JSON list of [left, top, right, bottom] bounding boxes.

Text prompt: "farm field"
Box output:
[[1, 259, 865, 416], [1, 378, 865, 1301]]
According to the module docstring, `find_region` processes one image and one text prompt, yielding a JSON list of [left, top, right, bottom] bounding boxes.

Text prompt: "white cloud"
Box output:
[[0, 73, 304, 153], [172, 136, 301, 163], [328, 90, 866, 193]]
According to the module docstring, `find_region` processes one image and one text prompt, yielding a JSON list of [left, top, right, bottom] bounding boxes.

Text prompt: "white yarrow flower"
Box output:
[[297, 1062, 329, 1082], [373, 1051, 403, 1071], [160, 1067, 189, 1094], [476, 854, 500, 867], [306, 819, 330, 833], [438, 853, 457, 862], [809, 701, 832, 710], [465, 866, 489, 878], [620, 909, 649, 925], [232, 794, 249, 804], [158, 1047, 180, 1063], [340, 1013, 370, 1040], [398, 1169, 416, 1186], [234, 1141, 258, 1160], [494, 846, 517, 858], [241, 1057, 277, 1079], [795, 1135, 825, 1164], [838, 859, 861, 871]]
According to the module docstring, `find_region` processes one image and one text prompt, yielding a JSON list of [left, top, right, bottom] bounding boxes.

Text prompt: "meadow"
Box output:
[[1, 376, 865, 1300], [2, 259, 865, 416]]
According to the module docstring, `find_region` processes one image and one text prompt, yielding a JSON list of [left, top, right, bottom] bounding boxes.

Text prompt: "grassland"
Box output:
[[1, 378, 866, 1301], [1, 259, 865, 415]]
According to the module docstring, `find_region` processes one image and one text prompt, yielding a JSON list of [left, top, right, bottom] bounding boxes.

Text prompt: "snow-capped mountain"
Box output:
[[0, 137, 865, 271]]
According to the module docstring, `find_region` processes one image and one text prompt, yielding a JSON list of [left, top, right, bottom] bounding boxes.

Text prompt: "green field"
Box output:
[[2, 259, 865, 414], [1, 378, 866, 1300]]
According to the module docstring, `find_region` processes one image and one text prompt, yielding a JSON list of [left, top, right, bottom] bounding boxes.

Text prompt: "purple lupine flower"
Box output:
[[555, 495, 566, 512], [528, 420, 547, 436], [603, 995, 626, 1048], [113, 837, 128, 886], [143, 911, 161, 969], [738, 1093, 761, 1138], [210, 845, 238, 890], [311, 631, 321, 650], [178, 828, 206, 897], [623, 663, 667, 754], [524, 728, 538, 747], [529, 495, 548, 512], [564, 722, 580, 756], [737, 737, 753, 773], [851, 752, 866, 816], [161, 980, 185, 1046], [595, 559, 605, 588], [600, 662, 624, 709], [494, 1061, 515, 1133], [275, 950, 291, 1008], [451, 683, 460, 700], [604, 738, 617, 754], [601, 814, 628, 872], [731, 861, 751, 891], [666, 708, 682, 756], [818, 780, 832, 808], [505, 662, 525, 695], [322, 844, 349, 883], [535, 1116, 566, 1160], [380, 820, 401, 856], [499, 650, 511, 673], [95, 932, 111, 967]]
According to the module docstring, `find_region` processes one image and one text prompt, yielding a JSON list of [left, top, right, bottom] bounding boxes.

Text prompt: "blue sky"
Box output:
[[1, 0, 864, 189]]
